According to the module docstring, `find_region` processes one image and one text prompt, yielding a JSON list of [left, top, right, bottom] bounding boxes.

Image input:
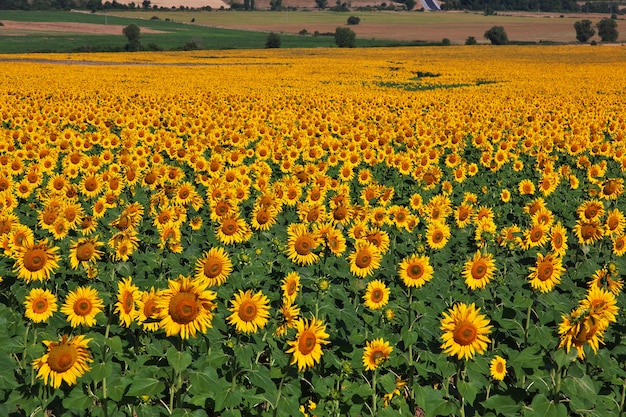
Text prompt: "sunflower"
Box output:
[[581, 286, 618, 328], [68, 237, 104, 270], [549, 222, 569, 257], [598, 178, 624, 200], [577, 199, 605, 222], [489, 355, 507, 381], [227, 289, 271, 334], [398, 254, 434, 288], [286, 316, 330, 372], [573, 219, 604, 245], [13, 238, 60, 283], [528, 252, 565, 293], [440, 302, 492, 361], [522, 222, 550, 249], [425, 220, 451, 250], [32, 334, 92, 389], [347, 241, 382, 278], [558, 307, 603, 360], [462, 251, 496, 290], [135, 287, 162, 332], [604, 208, 626, 238], [215, 215, 252, 245], [194, 247, 233, 287], [323, 226, 347, 256], [518, 179, 535, 195], [362, 338, 393, 371], [275, 301, 301, 337], [114, 277, 140, 327], [24, 288, 58, 323], [286, 223, 321, 266], [156, 275, 217, 339], [60, 286, 105, 328], [281, 272, 301, 304], [250, 203, 278, 231], [613, 234, 626, 256], [362, 280, 390, 310], [454, 203, 474, 228]]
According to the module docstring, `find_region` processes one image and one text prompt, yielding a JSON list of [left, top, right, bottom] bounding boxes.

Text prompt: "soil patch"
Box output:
[[0, 21, 167, 36]]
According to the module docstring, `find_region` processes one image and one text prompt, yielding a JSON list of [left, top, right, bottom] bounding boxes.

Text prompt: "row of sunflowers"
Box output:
[[0, 46, 625, 417]]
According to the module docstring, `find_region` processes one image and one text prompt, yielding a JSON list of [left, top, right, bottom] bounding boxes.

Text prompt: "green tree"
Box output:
[[484, 26, 508, 45], [574, 19, 595, 42], [315, 0, 327, 8], [265, 32, 281, 48], [334, 27, 356, 48], [123, 23, 141, 51], [596, 18, 618, 42]]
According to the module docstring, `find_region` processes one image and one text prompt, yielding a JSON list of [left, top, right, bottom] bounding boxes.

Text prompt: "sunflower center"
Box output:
[[608, 217, 619, 230], [33, 298, 49, 314], [287, 281, 297, 296], [84, 178, 98, 192], [333, 206, 348, 221], [203, 257, 223, 279], [371, 350, 385, 361], [256, 210, 269, 224], [144, 299, 160, 318], [408, 263, 424, 279], [221, 219, 238, 236], [471, 261, 487, 279], [24, 248, 47, 272], [295, 236, 313, 255], [537, 260, 554, 281], [371, 288, 384, 303], [48, 344, 78, 373], [76, 242, 95, 262], [581, 223, 599, 240], [495, 362, 505, 374], [604, 180, 616, 195], [298, 330, 317, 355], [169, 292, 199, 324], [453, 321, 477, 346], [355, 251, 372, 268], [553, 234, 563, 246], [432, 231, 444, 243], [530, 227, 543, 242], [179, 189, 190, 200], [238, 300, 257, 322], [215, 202, 230, 217], [122, 292, 134, 314], [74, 297, 93, 317]]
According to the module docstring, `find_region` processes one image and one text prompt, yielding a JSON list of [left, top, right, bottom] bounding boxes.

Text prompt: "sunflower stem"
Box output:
[[371, 368, 378, 416], [457, 360, 466, 417], [521, 301, 533, 388], [619, 378, 626, 417]]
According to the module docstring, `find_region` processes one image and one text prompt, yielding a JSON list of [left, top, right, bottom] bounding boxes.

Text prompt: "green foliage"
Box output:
[[465, 36, 477, 45], [347, 15, 360, 25], [484, 25, 508, 45], [334, 26, 356, 48], [574, 19, 595, 42], [265, 31, 282, 48], [596, 17, 619, 42], [315, 0, 328, 8]]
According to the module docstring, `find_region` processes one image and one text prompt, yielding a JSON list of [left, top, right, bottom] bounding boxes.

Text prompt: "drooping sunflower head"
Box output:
[[32, 334, 93, 389], [281, 272, 301, 304], [135, 287, 162, 332], [440, 302, 492, 361]]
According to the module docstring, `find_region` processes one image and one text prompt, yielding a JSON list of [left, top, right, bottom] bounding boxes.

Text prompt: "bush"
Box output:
[[347, 16, 360, 25], [465, 36, 477, 45], [441, 38, 451, 46], [484, 26, 508, 45], [265, 32, 282, 48], [334, 27, 356, 48], [574, 19, 595, 43], [597, 18, 619, 42]]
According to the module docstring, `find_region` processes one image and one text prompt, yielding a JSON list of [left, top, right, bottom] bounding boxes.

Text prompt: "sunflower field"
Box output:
[[0, 46, 625, 417]]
